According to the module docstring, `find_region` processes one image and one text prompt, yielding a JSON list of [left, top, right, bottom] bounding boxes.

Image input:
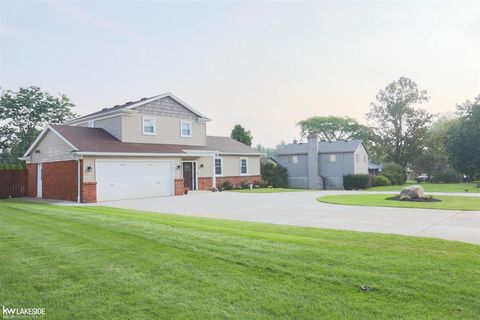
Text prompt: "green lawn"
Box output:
[[319, 194, 480, 211], [230, 187, 307, 193], [368, 182, 479, 193], [1, 200, 479, 319]]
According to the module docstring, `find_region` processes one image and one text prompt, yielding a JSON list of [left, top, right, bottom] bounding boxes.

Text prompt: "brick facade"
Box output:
[[215, 175, 261, 187], [26, 163, 37, 197], [198, 177, 213, 190], [175, 179, 185, 195], [42, 160, 78, 202], [81, 182, 97, 203]]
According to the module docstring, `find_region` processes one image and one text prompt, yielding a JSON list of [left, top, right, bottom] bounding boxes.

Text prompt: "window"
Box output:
[[364, 154, 367, 162], [288, 155, 298, 164], [142, 116, 156, 135], [181, 120, 192, 138], [325, 154, 336, 163], [240, 158, 248, 175], [88, 120, 95, 128], [215, 157, 223, 176]]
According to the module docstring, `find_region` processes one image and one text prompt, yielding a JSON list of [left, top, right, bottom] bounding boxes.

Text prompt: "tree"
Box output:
[[366, 77, 432, 167], [0, 86, 76, 162], [297, 116, 374, 142], [230, 124, 253, 146], [260, 161, 288, 188], [445, 95, 480, 179]]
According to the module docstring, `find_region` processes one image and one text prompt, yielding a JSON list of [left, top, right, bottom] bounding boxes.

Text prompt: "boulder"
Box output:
[[399, 185, 425, 200]]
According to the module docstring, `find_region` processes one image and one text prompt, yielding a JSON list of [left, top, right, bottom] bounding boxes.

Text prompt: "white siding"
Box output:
[[354, 144, 369, 174], [30, 130, 76, 163], [122, 113, 207, 146]]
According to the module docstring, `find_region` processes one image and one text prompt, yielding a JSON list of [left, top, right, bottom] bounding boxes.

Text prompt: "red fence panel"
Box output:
[[0, 170, 28, 198]]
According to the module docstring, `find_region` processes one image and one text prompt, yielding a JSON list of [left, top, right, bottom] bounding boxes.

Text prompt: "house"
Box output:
[[276, 135, 369, 189], [368, 162, 383, 176], [21, 93, 262, 203]]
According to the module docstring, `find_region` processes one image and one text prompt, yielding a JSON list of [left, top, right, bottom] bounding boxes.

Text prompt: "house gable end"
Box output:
[[133, 96, 198, 120]]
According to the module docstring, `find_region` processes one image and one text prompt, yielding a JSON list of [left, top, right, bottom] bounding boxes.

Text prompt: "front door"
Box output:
[[182, 162, 196, 191]]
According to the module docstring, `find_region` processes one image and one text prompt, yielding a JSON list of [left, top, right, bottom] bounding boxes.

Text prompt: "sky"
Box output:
[[1, 1, 479, 147]]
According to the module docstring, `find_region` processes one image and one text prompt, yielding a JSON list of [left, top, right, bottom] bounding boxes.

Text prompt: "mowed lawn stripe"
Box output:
[[0, 200, 479, 319]]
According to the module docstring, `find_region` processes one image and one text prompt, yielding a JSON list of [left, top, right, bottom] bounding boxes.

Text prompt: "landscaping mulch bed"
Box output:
[[386, 196, 442, 202]]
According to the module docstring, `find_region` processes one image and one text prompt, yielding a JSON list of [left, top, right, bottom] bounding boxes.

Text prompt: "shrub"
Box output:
[[343, 174, 370, 190], [218, 180, 233, 191], [372, 175, 391, 187], [240, 181, 251, 189], [431, 168, 462, 183], [260, 161, 288, 188], [382, 163, 407, 185]]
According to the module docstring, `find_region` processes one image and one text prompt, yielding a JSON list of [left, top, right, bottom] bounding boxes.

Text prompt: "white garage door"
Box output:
[[96, 160, 174, 201]]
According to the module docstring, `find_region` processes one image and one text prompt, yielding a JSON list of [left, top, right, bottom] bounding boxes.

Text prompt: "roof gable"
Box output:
[[277, 140, 364, 155], [67, 92, 210, 124]]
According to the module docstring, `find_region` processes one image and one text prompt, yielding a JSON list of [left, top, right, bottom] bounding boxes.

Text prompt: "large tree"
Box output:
[[366, 77, 432, 167], [445, 95, 480, 179], [297, 116, 374, 142], [230, 124, 253, 146], [0, 86, 76, 162]]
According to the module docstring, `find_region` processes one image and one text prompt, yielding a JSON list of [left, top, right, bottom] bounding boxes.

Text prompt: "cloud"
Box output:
[[46, 1, 138, 39]]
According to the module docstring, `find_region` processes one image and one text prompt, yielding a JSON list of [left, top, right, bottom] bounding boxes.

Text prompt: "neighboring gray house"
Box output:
[[276, 135, 369, 189]]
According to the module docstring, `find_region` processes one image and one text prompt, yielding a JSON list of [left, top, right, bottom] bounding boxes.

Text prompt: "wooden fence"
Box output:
[[0, 169, 28, 198]]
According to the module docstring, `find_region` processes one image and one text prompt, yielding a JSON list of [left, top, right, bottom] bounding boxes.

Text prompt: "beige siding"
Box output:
[[219, 155, 260, 177], [122, 113, 207, 146], [82, 156, 183, 182], [194, 156, 214, 178], [30, 130, 76, 163], [95, 116, 122, 140], [354, 145, 369, 174]]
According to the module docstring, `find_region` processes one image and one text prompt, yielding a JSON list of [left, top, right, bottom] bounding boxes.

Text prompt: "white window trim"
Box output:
[[88, 120, 95, 128], [142, 116, 156, 136], [214, 157, 223, 176], [290, 155, 298, 164], [180, 120, 192, 138], [240, 157, 248, 176], [325, 153, 336, 163]]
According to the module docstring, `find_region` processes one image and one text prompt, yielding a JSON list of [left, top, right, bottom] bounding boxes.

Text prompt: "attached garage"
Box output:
[[95, 160, 174, 201]]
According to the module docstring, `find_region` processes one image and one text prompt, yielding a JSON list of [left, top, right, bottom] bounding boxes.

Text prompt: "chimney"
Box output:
[[307, 134, 321, 189], [293, 138, 298, 144]]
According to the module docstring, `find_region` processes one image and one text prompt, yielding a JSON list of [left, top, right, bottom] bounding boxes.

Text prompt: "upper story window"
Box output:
[[288, 155, 298, 164], [364, 154, 367, 162], [181, 120, 192, 138], [325, 154, 336, 163], [142, 116, 156, 135], [215, 157, 223, 176], [240, 158, 248, 175], [88, 120, 95, 128]]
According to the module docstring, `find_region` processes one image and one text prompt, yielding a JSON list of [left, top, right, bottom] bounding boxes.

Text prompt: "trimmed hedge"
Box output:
[[343, 174, 370, 190], [372, 175, 391, 186]]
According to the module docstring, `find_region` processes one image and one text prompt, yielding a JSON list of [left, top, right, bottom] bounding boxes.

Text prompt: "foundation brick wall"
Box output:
[[175, 179, 185, 195], [198, 177, 213, 190], [26, 163, 37, 197], [215, 175, 262, 187], [81, 182, 97, 203], [42, 160, 78, 202]]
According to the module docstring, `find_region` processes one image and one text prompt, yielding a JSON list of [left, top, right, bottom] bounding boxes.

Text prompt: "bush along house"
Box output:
[[20, 93, 262, 202]]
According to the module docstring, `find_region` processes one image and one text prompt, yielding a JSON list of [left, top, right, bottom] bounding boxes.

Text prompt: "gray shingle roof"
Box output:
[[49, 125, 260, 155], [206, 136, 261, 155], [277, 140, 364, 155]]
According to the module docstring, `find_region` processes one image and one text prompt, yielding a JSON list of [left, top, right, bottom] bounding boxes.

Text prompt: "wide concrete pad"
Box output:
[[92, 190, 480, 245]]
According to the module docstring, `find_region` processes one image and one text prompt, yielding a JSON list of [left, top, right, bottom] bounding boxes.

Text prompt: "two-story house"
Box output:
[[276, 135, 368, 189], [21, 93, 261, 202]]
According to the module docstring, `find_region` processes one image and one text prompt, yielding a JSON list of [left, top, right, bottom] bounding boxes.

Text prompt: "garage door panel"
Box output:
[[96, 160, 173, 201]]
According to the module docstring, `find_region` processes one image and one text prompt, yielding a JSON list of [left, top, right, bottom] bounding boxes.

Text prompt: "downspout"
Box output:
[[77, 159, 81, 203]]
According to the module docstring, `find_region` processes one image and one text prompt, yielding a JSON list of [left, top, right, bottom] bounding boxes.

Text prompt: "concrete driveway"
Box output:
[[95, 190, 480, 245]]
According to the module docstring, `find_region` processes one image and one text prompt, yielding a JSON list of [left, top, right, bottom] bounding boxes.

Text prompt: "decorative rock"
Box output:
[[399, 185, 425, 200]]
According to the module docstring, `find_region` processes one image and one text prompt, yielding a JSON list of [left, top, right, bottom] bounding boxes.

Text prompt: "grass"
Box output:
[[368, 182, 479, 193], [318, 194, 480, 211], [1, 200, 479, 319], [230, 187, 307, 193]]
